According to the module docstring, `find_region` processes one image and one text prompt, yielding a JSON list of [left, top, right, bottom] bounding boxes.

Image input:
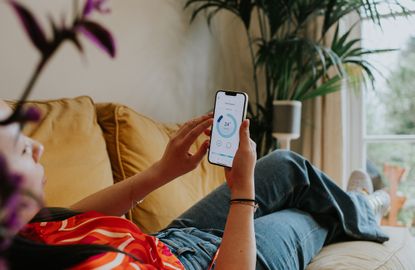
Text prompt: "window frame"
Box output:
[[348, 11, 415, 182]]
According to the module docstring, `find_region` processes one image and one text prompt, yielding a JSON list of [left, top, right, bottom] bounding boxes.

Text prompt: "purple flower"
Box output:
[[22, 107, 41, 122], [77, 20, 116, 58], [4, 207, 19, 231], [83, 0, 111, 17], [0, 155, 24, 252], [8, 0, 48, 55], [4, 191, 20, 214], [9, 0, 116, 58], [1, 1, 117, 264], [0, 105, 41, 127]]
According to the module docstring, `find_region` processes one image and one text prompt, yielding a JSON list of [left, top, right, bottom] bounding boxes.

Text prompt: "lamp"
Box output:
[[272, 101, 302, 150]]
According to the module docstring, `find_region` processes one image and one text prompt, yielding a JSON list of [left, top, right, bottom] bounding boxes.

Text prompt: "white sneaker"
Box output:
[[366, 190, 391, 223], [347, 169, 374, 194], [347, 170, 390, 223]]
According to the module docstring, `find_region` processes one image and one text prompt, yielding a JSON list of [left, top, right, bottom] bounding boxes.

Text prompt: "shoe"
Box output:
[[347, 170, 390, 223], [347, 169, 374, 194], [366, 190, 391, 223]]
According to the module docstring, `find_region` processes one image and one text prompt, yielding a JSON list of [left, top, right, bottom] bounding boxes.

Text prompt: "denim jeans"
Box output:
[[156, 150, 389, 270]]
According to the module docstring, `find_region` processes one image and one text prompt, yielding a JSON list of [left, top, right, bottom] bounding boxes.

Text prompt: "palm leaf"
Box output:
[[301, 75, 343, 100], [185, 0, 253, 30], [256, 0, 293, 37], [239, 0, 253, 29]]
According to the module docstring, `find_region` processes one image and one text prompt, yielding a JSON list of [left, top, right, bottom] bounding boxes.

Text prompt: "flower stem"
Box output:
[[10, 56, 47, 117], [20, 57, 48, 102]]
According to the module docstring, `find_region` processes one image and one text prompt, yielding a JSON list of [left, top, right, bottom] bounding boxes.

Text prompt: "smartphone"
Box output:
[[208, 90, 248, 168]]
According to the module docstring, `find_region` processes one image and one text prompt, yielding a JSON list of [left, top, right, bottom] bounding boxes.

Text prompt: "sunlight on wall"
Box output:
[[0, 0, 254, 122]]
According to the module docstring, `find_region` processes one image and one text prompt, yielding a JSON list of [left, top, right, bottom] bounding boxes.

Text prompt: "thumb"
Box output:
[[239, 119, 250, 145]]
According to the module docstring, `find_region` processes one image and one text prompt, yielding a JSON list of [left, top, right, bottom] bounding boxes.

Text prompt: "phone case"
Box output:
[[208, 90, 248, 168]]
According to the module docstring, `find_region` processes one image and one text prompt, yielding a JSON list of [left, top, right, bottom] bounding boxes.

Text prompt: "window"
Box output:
[[359, 7, 415, 233]]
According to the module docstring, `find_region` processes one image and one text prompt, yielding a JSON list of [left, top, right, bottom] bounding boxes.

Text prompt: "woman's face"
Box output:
[[0, 100, 45, 229]]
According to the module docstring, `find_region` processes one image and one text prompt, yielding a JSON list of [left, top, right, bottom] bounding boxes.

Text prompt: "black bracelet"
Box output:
[[230, 200, 259, 212], [230, 198, 257, 203]]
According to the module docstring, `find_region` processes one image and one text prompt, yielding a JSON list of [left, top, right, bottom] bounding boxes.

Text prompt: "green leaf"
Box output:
[[301, 75, 343, 100], [239, 0, 253, 29]]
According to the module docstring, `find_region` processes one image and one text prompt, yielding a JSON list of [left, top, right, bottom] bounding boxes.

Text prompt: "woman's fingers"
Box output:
[[175, 113, 213, 139], [189, 139, 210, 164], [182, 118, 213, 149]]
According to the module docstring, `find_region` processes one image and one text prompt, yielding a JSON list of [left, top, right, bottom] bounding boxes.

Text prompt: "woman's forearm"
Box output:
[[215, 119, 257, 270], [215, 203, 256, 270], [70, 161, 169, 216]]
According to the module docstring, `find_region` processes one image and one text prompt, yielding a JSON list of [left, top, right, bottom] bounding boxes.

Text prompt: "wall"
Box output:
[[0, 0, 254, 122]]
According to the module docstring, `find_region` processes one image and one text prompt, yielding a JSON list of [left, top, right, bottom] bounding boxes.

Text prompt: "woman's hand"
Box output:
[[156, 113, 213, 182], [225, 119, 257, 199], [71, 113, 213, 216]]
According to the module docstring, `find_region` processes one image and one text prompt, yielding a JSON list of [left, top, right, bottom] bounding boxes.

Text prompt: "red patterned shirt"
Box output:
[[20, 211, 185, 270]]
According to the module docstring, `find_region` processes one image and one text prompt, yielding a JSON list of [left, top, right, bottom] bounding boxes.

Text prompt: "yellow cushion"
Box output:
[[9, 96, 114, 207], [96, 103, 226, 233]]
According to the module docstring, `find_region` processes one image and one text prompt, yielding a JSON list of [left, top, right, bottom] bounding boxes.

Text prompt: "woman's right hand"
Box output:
[[155, 113, 213, 183], [224, 119, 257, 199]]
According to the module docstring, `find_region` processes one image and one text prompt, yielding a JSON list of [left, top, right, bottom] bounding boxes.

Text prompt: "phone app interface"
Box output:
[[210, 91, 246, 167]]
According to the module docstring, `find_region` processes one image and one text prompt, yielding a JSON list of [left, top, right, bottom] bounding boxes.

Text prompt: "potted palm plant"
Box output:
[[185, 0, 407, 156]]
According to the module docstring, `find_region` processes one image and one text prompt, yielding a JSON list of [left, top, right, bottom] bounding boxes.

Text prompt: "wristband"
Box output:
[[230, 199, 258, 212], [230, 198, 257, 203]]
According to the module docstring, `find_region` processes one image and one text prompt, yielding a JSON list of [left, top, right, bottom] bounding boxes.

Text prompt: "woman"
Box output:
[[0, 99, 389, 270]]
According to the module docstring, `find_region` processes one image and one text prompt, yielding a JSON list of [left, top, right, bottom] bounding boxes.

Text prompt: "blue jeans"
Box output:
[[156, 150, 389, 270]]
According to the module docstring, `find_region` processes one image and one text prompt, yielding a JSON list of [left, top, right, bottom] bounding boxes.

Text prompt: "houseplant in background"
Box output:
[[0, 0, 115, 268], [185, 0, 407, 156]]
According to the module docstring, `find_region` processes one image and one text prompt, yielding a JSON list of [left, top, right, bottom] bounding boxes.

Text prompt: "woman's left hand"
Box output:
[[156, 113, 213, 182]]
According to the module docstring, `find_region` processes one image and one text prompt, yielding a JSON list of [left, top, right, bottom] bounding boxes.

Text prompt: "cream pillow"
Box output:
[[9, 96, 114, 207], [96, 103, 226, 233], [307, 226, 415, 270]]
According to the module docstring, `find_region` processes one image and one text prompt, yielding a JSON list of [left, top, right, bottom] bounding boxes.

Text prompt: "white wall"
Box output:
[[0, 0, 254, 122]]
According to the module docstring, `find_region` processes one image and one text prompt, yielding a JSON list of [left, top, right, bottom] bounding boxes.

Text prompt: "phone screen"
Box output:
[[208, 90, 247, 167]]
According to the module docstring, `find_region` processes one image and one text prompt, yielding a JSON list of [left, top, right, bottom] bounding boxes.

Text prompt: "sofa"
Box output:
[[12, 96, 415, 269]]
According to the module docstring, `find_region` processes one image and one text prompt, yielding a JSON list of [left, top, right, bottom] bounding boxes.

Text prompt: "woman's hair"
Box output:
[[5, 208, 142, 269]]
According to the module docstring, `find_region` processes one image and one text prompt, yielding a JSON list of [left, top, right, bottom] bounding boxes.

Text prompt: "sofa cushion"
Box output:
[[306, 226, 415, 270], [8, 96, 114, 207], [96, 103, 226, 233]]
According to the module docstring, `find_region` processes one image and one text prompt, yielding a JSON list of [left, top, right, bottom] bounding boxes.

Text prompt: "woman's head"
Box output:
[[0, 100, 45, 231], [0, 102, 128, 268]]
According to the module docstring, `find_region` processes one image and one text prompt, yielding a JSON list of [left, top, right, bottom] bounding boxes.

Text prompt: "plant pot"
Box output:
[[272, 100, 302, 150]]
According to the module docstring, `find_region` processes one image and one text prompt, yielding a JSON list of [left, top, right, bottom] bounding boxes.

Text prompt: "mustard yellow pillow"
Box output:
[[96, 103, 225, 233], [9, 96, 114, 207]]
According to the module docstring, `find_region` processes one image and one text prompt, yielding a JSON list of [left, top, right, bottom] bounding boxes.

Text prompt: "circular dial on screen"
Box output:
[[216, 113, 237, 138]]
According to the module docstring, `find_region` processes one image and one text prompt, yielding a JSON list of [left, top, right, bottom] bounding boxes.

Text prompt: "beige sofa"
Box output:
[[15, 96, 415, 269]]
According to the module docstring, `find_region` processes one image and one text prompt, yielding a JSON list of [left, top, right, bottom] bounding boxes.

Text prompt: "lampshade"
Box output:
[[272, 100, 302, 140]]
